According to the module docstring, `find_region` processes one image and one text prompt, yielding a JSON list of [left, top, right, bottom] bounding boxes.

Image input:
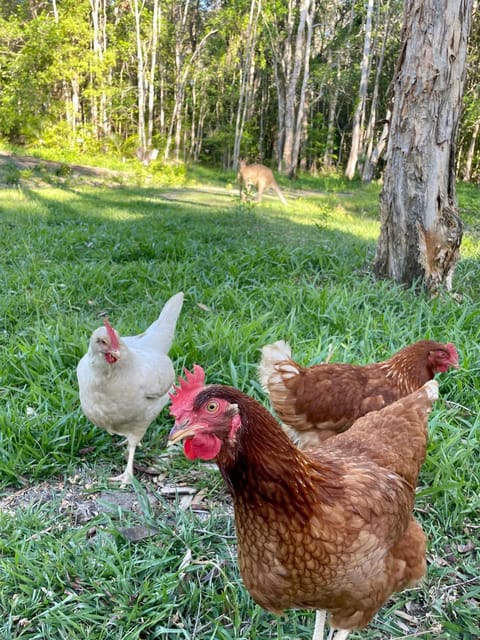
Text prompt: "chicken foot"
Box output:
[[312, 610, 349, 640]]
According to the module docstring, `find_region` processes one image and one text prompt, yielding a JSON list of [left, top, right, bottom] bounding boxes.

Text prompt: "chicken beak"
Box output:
[[104, 349, 121, 364], [168, 422, 196, 447]]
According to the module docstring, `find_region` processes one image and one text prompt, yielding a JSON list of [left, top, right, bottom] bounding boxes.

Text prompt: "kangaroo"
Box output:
[[237, 160, 287, 205]]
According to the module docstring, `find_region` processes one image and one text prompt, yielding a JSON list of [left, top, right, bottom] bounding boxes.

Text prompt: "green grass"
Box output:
[[0, 159, 479, 639]]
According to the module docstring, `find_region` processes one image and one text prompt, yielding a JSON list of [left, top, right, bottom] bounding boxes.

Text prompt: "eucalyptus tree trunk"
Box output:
[[233, 0, 261, 168], [272, 55, 286, 167], [164, 28, 217, 162], [129, 0, 147, 155], [362, 110, 390, 182], [361, 0, 393, 181], [289, 0, 314, 177], [323, 52, 340, 170], [51, 0, 58, 20], [89, 0, 109, 138], [345, 0, 374, 179], [164, 0, 189, 162], [462, 118, 479, 181], [374, 0, 473, 291], [262, 4, 288, 165], [191, 92, 207, 161], [322, 1, 355, 171], [282, 0, 314, 177], [147, 0, 160, 150]]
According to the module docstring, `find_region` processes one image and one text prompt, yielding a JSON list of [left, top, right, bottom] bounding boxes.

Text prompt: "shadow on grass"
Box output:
[[7, 182, 376, 265]]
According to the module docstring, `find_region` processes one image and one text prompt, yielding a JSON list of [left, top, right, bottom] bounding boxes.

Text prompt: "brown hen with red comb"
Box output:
[[259, 339, 458, 448]]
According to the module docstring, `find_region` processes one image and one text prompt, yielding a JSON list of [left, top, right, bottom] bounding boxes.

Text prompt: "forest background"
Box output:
[[0, 0, 479, 182]]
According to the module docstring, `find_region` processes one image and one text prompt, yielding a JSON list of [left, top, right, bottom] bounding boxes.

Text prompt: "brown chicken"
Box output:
[[168, 365, 438, 640], [258, 339, 458, 448]]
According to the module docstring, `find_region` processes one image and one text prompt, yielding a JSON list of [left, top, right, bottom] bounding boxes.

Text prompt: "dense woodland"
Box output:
[[0, 0, 478, 181]]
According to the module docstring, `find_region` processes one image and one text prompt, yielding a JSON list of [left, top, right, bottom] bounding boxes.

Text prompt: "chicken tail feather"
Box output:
[[258, 340, 292, 390], [141, 292, 184, 353]]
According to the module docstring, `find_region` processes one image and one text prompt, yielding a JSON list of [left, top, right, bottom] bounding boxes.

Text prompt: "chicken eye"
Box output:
[[206, 401, 218, 413]]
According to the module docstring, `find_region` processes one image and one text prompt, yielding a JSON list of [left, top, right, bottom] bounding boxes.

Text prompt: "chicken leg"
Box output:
[[313, 610, 327, 640], [109, 434, 140, 485]]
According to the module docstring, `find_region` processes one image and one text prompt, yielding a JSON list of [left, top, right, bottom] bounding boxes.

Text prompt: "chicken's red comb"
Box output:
[[103, 318, 120, 351], [169, 365, 206, 417]]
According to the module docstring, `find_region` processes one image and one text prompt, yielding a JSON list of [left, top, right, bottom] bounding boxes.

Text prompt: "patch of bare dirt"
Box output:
[[0, 462, 226, 540]]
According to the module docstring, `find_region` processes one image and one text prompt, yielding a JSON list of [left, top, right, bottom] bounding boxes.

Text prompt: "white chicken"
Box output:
[[77, 292, 184, 484]]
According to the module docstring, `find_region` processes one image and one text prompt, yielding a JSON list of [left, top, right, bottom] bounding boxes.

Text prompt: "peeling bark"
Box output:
[[374, 0, 473, 291]]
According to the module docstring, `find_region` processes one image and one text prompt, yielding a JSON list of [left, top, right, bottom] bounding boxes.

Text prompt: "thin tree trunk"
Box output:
[[462, 118, 479, 181], [282, 0, 311, 177], [233, 0, 261, 168], [345, 0, 374, 179], [164, 0, 189, 161], [164, 28, 217, 162], [290, 0, 314, 177], [322, 2, 355, 171], [89, 0, 108, 139], [362, 0, 392, 181], [323, 52, 340, 169], [262, 3, 291, 168], [362, 110, 390, 182], [147, 0, 160, 150], [51, 0, 58, 21], [188, 79, 196, 160], [129, 0, 147, 155]]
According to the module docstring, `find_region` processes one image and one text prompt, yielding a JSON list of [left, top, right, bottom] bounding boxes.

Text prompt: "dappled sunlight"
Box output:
[[260, 195, 380, 244], [0, 182, 380, 244]]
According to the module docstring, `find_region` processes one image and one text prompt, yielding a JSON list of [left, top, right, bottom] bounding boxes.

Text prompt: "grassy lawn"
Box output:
[[0, 158, 479, 639]]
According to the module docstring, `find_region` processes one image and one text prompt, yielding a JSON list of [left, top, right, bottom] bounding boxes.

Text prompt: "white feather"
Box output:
[[76, 292, 184, 483]]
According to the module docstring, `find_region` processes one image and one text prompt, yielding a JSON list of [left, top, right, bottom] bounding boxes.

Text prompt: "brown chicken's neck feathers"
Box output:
[[381, 341, 440, 389], [194, 385, 342, 518]]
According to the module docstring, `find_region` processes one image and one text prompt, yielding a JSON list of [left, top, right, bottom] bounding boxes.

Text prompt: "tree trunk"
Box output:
[[89, 0, 108, 139], [345, 0, 374, 180], [147, 0, 160, 150], [362, 110, 390, 182], [281, 0, 313, 177], [233, 0, 261, 169], [374, 0, 473, 292], [129, 0, 147, 155], [361, 0, 392, 182], [290, 0, 314, 178], [323, 52, 340, 170], [462, 118, 479, 181]]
